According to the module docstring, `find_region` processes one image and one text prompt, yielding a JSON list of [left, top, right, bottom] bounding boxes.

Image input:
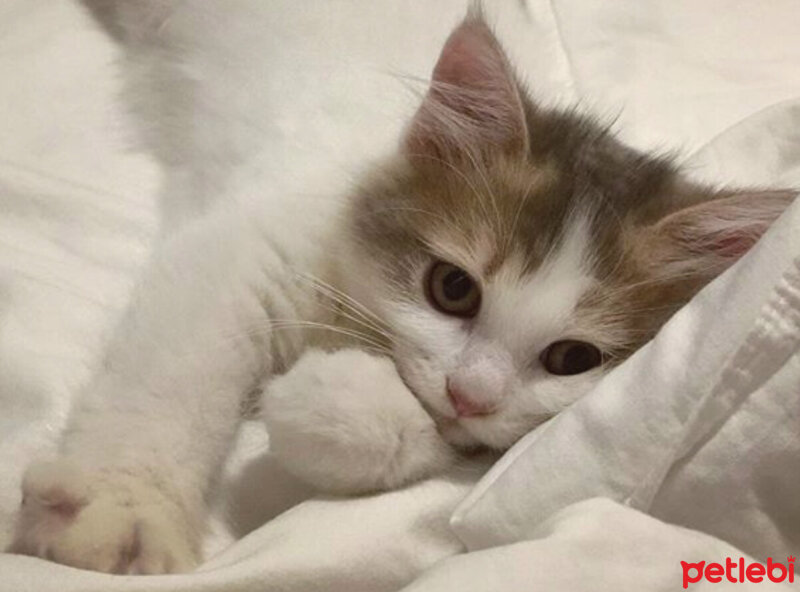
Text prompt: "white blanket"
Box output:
[[1, 1, 798, 590]]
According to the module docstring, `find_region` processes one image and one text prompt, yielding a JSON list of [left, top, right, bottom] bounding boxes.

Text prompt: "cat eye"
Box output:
[[426, 261, 481, 318], [540, 340, 602, 375]]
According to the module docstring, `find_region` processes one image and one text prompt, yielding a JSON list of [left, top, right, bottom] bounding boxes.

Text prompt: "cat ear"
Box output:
[[640, 190, 796, 281], [403, 13, 528, 161]]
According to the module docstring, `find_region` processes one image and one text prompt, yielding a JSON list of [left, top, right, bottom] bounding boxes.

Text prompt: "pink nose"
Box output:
[[446, 383, 497, 418]]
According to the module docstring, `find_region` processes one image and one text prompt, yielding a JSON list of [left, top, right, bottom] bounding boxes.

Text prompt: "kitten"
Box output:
[[8, 3, 795, 575]]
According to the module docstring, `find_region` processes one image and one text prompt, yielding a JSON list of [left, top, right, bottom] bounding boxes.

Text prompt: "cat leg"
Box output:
[[262, 349, 456, 495], [8, 213, 297, 573]]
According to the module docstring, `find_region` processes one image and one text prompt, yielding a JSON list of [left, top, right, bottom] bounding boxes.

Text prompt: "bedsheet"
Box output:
[[0, 1, 798, 591]]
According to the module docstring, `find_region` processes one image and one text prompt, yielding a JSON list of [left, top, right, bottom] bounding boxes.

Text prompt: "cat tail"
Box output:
[[79, 1, 267, 230], [78, 1, 175, 46]]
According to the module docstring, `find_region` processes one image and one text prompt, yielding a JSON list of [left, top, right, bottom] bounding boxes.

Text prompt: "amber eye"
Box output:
[[540, 340, 603, 375], [426, 261, 481, 318]]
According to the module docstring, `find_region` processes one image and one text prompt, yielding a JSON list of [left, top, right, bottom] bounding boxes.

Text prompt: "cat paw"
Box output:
[[8, 460, 200, 574], [262, 349, 455, 494]]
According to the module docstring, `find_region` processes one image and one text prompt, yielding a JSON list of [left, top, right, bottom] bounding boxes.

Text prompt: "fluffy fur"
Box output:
[[263, 349, 455, 494], [8, 1, 795, 575]]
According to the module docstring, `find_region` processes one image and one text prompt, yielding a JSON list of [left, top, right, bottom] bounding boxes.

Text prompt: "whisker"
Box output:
[[295, 274, 389, 334], [294, 272, 418, 350], [176, 319, 393, 361]]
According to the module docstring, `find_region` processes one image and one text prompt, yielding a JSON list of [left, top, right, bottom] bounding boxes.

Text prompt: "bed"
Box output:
[[1, 1, 799, 590]]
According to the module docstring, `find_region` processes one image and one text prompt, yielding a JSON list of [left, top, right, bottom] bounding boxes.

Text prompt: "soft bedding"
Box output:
[[1, 1, 799, 591]]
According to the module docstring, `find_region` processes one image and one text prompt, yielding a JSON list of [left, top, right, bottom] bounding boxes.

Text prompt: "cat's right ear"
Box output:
[[403, 12, 529, 162]]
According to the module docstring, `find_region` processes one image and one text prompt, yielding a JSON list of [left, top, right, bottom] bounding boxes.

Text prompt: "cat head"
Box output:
[[341, 11, 795, 450]]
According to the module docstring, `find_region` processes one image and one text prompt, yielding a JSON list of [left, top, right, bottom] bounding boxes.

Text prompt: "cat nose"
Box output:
[[446, 381, 497, 417], [447, 344, 513, 418]]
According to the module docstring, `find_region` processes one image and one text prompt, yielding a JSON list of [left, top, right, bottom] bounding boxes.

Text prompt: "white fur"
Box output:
[[11, 0, 388, 570], [10, 190, 344, 571], [262, 349, 454, 494]]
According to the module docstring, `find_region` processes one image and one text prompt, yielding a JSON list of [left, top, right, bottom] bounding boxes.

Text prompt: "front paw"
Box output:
[[8, 460, 200, 574], [262, 349, 455, 494]]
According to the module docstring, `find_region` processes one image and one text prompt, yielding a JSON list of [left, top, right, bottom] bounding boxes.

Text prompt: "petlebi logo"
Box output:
[[681, 556, 796, 588]]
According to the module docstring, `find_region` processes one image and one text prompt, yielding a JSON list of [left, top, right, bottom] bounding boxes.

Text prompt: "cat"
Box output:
[[8, 1, 795, 575]]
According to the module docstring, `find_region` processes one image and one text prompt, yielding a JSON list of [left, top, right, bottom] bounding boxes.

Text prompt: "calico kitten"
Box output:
[[324, 12, 794, 452], [263, 10, 794, 487], [9, 4, 794, 575]]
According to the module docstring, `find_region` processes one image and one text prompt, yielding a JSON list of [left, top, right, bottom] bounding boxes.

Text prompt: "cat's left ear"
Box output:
[[639, 189, 796, 281], [403, 12, 528, 161]]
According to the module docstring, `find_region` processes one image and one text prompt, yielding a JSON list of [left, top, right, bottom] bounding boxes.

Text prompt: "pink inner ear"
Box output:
[[654, 190, 795, 269], [701, 231, 761, 259], [432, 22, 509, 92], [404, 16, 528, 158]]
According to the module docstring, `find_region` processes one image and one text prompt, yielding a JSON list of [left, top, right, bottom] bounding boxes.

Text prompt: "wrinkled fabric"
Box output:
[[1, 0, 799, 590], [410, 499, 793, 592]]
